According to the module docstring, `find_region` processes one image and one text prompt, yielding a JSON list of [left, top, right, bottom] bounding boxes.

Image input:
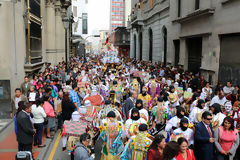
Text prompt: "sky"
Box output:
[[88, 0, 110, 35]]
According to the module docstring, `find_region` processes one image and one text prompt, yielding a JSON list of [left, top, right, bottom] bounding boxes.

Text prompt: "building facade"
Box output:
[[129, 0, 240, 85], [110, 0, 125, 31], [169, 0, 240, 85], [71, 0, 89, 57], [129, 0, 170, 65], [72, 0, 88, 36], [0, 0, 71, 100]]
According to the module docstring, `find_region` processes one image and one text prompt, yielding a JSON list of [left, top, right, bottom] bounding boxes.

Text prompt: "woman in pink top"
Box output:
[[42, 94, 55, 138], [32, 75, 38, 86], [214, 116, 239, 160]]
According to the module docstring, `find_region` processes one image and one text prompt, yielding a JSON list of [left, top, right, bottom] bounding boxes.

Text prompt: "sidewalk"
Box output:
[[0, 121, 46, 160]]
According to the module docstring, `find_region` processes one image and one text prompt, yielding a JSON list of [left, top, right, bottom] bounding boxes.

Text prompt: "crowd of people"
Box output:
[[12, 54, 240, 160]]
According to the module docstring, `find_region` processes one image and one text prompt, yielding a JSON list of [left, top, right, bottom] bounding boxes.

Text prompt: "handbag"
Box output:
[[43, 117, 48, 125]]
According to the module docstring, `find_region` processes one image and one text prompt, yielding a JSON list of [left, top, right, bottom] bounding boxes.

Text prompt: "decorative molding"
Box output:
[[173, 8, 215, 24], [179, 32, 212, 39], [46, 49, 57, 53], [55, 6, 62, 16], [221, 0, 236, 4], [46, 0, 55, 7]]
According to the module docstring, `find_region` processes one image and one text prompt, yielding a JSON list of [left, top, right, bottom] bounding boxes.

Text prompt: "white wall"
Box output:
[[72, 0, 88, 37]]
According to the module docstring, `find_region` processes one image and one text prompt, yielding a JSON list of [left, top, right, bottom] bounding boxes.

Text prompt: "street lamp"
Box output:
[[62, 16, 69, 70]]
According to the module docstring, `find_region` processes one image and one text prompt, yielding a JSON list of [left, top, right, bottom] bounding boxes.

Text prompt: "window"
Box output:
[[82, 13, 88, 34], [73, 6, 77, 17], [195, 0, 200, 10], [177, 0, 181, 17]]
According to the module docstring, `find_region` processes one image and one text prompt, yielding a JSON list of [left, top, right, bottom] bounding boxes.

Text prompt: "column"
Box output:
[[55, 1, 65, 63], [45, 0, 56, 64]]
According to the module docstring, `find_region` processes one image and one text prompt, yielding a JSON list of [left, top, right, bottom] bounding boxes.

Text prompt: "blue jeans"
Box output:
[[34, 123, 44, 145]]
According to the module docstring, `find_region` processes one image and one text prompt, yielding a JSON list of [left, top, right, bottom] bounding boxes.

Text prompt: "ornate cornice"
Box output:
[[46, 0, 55, 7]]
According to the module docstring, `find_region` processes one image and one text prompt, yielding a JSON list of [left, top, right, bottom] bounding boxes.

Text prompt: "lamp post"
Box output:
[[62, 16, 69, 70], [83, 35, 100, 63]]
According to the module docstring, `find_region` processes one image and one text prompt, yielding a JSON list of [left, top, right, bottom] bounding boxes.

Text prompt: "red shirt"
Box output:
[[147, 149, 163, 160], [175, 149, 195, 160]]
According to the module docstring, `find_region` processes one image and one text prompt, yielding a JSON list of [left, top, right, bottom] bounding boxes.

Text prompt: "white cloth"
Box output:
[[29, 92, 36, 101], [15, 97, 21, 110], [62, 136, 68, 147], [172, 128, 194, 146], [71, 111, 81, 121], [189, 107, 203, 124], [31, 104, 47, 124], [223, 86, 234, 96], [210, 96, 227, 106], [128, 108, 149, 122], [165, 116, 189, 133], [125, 118, 147, 138], [213, 112, 226, 127]]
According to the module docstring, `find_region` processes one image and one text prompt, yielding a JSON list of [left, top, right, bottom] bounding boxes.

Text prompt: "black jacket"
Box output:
[[62, 101, 76, 121], [16, 111, 35, 144]]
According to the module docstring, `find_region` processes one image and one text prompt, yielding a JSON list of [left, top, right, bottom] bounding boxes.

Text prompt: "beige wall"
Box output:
[[169, 0, 240, 84], [0, 1, 26, 98]]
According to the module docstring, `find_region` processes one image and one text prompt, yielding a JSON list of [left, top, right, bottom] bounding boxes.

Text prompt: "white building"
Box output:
[[72, 0, 88, 37]]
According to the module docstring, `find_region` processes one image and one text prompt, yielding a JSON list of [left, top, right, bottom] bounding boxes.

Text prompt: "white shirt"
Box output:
[[210, 96, 227, 106], [203, 121, 212, 136], [31, 104, 46, 124], [172, 128, 194, 146], [125, 118, 147, 138], [129, 108, 149, 122], [165, 116, 189, 133], [213, 112, 226, 127], [15, 97, 21, 110], [223, 86, 234, 96]]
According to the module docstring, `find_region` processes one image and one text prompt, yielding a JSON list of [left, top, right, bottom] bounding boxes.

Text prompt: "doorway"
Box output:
[[186, 37, 202, 74], [139, 32, 143, 60], [149, 29, 153, 62], [134, 35, 136, 58], [163, 27, 167, 66], [173, 40, 180, 66]]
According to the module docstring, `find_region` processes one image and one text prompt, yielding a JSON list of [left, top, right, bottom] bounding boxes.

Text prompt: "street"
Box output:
[[0, 120, 69, 160]]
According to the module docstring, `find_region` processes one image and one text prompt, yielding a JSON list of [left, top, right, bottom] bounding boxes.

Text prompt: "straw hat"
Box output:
[[168, 93, 178, 103]]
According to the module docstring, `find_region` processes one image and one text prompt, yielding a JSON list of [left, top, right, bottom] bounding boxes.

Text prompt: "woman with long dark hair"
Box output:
[[61, 92, 75, 122], [175, 137, 195, 160], [147, 134, 166, 160], [31, 98, 46, 147], [163, 141, 179, 160], [214, 116, 239, 160], [61, 92, 75, 151]]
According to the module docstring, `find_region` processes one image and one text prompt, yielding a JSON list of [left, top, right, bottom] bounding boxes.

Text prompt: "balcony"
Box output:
[[173, 8, 215, 24], [131, 8, 144, 28]]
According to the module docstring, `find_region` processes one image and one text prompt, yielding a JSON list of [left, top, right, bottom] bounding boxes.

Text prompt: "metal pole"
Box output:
[[65, 29, 68, 70]]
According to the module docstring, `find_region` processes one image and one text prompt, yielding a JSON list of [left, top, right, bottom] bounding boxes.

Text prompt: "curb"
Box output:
[[0, 119, 13, 135], [36, 130, 60, 160]]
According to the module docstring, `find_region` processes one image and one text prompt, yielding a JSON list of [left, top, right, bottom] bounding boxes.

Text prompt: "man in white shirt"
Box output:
[[223, 81, 234, 96], [210, 90, 226, 107]]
